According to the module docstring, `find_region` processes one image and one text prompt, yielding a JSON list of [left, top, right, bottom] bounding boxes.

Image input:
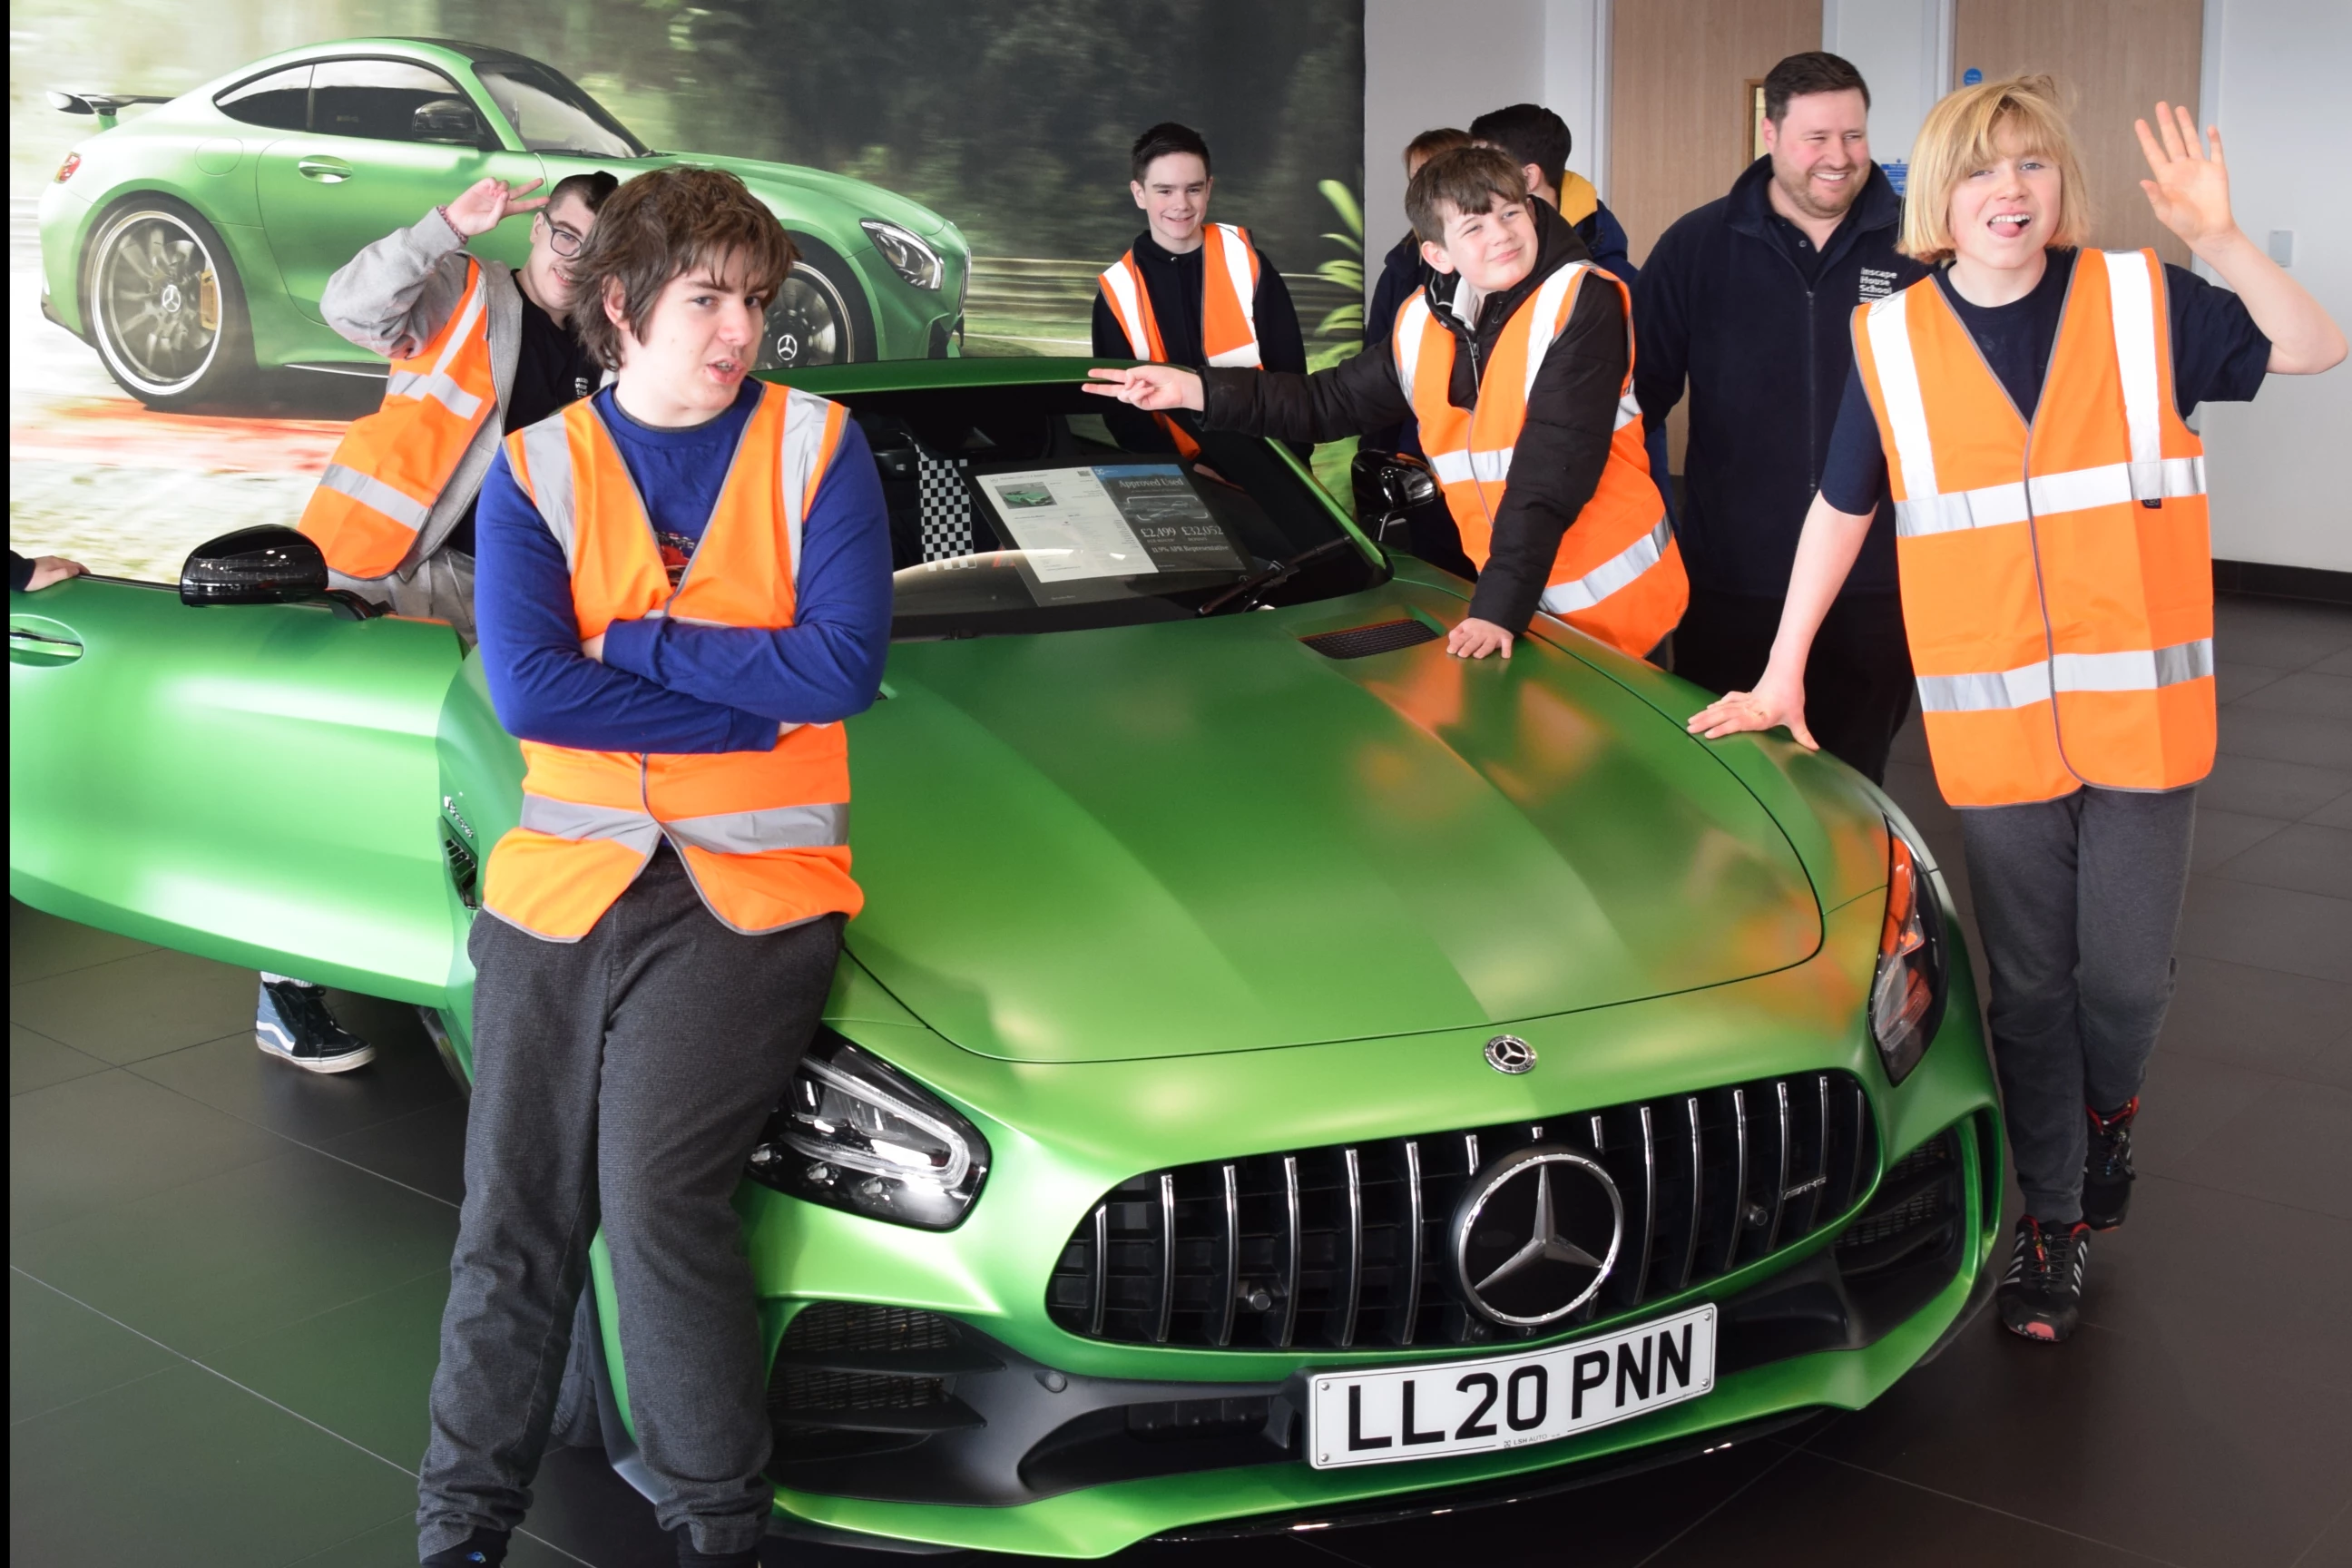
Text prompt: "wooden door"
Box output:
[[1610, 0, 1818, 471], [1608, 0, 1820, 267], [1952, 0, 2205, 265]]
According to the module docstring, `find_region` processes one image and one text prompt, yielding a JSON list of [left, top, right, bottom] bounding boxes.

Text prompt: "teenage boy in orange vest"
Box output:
[[1692, 83, 2343, 1343], [1093, 122, 1307, 454], [256, 171, 616, 1076], [1087, 146, 1685, 662], [415, 167, 890, 1568]]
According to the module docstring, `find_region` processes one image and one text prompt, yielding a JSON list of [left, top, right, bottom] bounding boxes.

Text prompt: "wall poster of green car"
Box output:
[[9, 0, 1365, 578]]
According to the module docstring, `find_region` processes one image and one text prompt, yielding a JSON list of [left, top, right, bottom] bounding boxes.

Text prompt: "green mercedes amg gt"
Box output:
[[7, 358, 2000, 1556], [36, 37, 968, 410]]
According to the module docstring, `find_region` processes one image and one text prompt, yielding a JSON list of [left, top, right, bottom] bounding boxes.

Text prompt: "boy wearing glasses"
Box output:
[[256, 171, 615, 1076]]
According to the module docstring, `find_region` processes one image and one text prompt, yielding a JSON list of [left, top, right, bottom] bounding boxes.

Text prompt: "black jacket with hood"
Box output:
[[1632, 156, 1926, 598], [1200, 200, 1627, 632]]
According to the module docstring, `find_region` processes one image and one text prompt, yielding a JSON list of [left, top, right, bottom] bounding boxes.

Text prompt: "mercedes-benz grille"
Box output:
[[1049, 1072, 1880, 1350]]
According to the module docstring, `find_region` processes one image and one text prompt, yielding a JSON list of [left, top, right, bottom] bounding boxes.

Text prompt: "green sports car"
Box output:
[[37, 37, 968, 410], [8, 358, 1999, 1556]]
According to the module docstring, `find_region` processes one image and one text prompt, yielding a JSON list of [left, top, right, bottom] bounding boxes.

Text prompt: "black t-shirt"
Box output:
[[443, 290, 603, 556], [1820, 249, 2272, 514]]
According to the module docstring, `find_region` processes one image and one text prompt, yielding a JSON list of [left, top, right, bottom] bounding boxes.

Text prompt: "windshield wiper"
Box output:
[[1195, 536, 1357, 617]]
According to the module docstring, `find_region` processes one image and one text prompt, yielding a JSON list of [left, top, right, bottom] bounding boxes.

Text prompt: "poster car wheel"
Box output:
[[759, 235, 868, 370], [85, 199, 251, 409]]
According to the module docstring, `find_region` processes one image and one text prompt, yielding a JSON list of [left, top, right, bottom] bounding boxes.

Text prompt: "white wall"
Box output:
[[2193, 0, 2352, 572], [1362, 0, 1610, 273], [1821, 0, 1954, 179]]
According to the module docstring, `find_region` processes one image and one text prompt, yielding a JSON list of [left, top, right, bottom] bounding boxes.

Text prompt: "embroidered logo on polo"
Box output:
[[1859, 268, 1901, 301]]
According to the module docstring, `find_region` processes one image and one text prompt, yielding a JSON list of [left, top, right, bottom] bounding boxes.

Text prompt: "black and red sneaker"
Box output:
[[2082, 1098, 2138, 1231], [1997, 1216, 2092, 1343]]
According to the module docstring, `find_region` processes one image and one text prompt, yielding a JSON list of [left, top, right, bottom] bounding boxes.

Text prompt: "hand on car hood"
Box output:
[[841, 608, 1821, 1063]]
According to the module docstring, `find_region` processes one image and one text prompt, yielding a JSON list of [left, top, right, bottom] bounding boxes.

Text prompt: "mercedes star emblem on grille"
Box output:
[[1451, 1147, 1623, 1326], [1484, 1034, 1536, 1074]]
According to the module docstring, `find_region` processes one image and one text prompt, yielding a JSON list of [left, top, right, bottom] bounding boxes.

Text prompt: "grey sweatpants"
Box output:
[[417, 848, 842, 1557], [1959, 785, 2197, 1223]]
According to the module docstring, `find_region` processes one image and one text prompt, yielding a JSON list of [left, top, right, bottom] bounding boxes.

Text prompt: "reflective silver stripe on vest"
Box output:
[[1863, 290, 1939, 501], [1917, 636, 2214, 711], [385, 271, 488, 420], [2102, 250, 2168, 502], [1431, 448, 1512, 485], [779, 387, 838, 588], [1394, 295, 1432, 407], [1518, 262, 1587, 401], [1615, 390, 1642, 432], [316, 463, 432, 529], [663, 801, 849, 856], [518, 793, 664, 851], [1098, 260, 1152, 358], [1204, 224, 1262, 368], [515, 415, 579, 569], [1537, 516, 1674, 615], [1893, 456, 2207, 536]]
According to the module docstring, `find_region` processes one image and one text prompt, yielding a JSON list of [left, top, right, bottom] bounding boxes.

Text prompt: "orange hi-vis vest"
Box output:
[[1853, 249, 2215, 808], [1392, 263, 1687, 660], [300, 256, 498, 579], [1099, 222, 1264, 457], [479, 383, 863, 941]]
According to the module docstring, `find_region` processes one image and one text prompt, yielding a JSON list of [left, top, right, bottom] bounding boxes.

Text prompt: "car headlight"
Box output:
[[1870, 818, 1950, 1084], [746, 1032, 988, 1229], [860, 219, 943, 290]]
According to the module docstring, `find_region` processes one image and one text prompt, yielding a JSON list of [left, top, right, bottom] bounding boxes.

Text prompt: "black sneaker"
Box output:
[[422, 1530, 508, 1566], [1997, 1215, 2092, 1343], [2082, 1097, 2138, 1231], [255, 977, 374, 1073]]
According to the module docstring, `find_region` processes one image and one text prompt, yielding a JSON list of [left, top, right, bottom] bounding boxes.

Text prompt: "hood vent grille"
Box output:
[[1299, 619, 1439, 660]]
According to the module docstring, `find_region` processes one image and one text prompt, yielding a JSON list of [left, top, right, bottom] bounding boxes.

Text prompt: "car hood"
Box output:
[[638, 152, 955, 240], [840, 599, 1822, 1064]]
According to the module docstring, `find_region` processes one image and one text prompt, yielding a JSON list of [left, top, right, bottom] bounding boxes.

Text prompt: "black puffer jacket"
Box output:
[[1200, 201, 1627, 632]]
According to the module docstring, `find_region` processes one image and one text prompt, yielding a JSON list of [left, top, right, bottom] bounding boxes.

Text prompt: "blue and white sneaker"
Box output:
[[254, 975, 374, 1073]]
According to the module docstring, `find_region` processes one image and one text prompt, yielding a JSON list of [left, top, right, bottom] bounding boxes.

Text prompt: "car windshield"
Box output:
[[829, 382, 1386, 640], [474, 60, 647, 157]]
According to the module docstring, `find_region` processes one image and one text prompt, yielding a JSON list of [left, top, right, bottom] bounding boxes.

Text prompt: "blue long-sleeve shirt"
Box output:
[[474, 381, 892, 753]]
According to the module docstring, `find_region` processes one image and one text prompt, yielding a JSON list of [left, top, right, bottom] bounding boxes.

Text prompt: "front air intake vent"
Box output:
[[1299, 619, 1440, 660], [1048, 1071, 1878, 1351]]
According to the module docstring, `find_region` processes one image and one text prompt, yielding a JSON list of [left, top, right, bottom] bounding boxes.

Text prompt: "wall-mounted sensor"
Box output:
[[2267, 230, 2295, 267]]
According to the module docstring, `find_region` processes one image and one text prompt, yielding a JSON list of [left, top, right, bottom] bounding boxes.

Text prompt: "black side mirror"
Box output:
[[181, 526, 328, 607], [411, 97, 486, 145], [1348, 450, 1475, 581]]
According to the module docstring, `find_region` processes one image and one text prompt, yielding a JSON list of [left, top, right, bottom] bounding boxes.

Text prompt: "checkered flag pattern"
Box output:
[[916, 451, 975, 562]]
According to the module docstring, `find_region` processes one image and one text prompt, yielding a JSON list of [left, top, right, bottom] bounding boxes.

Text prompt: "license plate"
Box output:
[[1306, 1304, 1717, 1468]]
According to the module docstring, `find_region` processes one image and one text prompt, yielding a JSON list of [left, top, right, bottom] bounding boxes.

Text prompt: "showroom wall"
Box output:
[[1363, 0, 2350, 573]]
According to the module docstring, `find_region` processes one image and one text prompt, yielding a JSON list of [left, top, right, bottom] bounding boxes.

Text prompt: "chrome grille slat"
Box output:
[[1337, 1147, 1365, 1347], [1762, 1081, 1792, 1254], [1276, 1155, 1301, 1348], [1723, 1088, 1749, 1275], [1631, 1104, 1657, 1303], [1087, 1202, 1109, 1337], [1051, 1072, 1876, 1350], [1678, 1095, 1703, 1291], [1398, 1140, 1424, 1346], [1152, 1172, 1177, 1344], [1213, 1162, 1239, 1348]]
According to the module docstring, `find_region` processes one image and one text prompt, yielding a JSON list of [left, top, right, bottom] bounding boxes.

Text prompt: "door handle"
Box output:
[[9, 616, 84, 667], [296, 156, 353, 183]]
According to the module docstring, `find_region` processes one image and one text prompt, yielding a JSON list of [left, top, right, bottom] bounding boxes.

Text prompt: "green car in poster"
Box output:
[[36, 37, 968, 410], [7, 359, 2000, 1556]]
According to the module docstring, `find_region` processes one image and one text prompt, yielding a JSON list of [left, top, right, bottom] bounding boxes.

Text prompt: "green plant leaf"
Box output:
[[1318, 179, 1365, 243]]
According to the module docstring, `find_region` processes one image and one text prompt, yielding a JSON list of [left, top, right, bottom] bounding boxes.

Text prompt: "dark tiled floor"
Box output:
[[10, 594, 2349, 1568]]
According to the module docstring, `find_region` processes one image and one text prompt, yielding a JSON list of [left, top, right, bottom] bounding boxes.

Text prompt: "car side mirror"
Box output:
[[181, 525, 328, 607], [1349, 449, 1438, 543], [411, 97, 487, 145]]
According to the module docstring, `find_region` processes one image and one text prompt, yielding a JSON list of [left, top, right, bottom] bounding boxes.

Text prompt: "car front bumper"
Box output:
[[574, 885, 2002, 1556]]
